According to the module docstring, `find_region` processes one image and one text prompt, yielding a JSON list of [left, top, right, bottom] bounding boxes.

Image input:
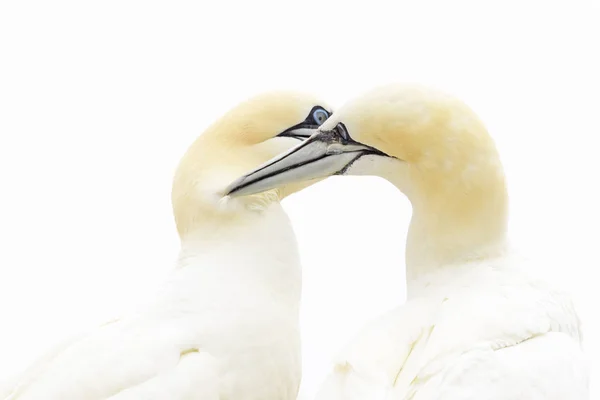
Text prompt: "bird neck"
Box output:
[[402, 164, 509, 295], [171, 201, 302, 309]]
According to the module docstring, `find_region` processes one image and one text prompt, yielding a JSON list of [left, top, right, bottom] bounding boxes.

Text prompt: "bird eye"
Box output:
[[335, 123, 350, 141], [312, 108, 330, 125]]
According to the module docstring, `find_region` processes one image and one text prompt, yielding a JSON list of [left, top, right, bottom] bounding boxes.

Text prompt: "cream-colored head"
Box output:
[[227, 84, 508, 271], [172, 91, 331, 238]]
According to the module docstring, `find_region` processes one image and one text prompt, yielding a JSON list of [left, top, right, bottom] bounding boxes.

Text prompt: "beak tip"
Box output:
[[224, 177, 246, 198]]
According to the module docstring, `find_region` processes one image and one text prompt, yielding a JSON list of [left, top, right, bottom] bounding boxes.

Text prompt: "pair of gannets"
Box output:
[[226, 84, 589, 399], [3, 84, 588, 400], [2, 92, 332, 400]]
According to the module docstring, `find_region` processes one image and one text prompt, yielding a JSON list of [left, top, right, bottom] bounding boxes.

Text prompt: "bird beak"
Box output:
[[225, 127, 388, 197], [276, 127, 317, 141]]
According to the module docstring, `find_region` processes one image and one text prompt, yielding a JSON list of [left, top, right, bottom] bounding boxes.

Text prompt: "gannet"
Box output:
[[2, 92, 332, 400], [226, 84, 589, 399]]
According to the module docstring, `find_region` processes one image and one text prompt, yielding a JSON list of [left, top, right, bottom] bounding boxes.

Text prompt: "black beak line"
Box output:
[[225, 125, 394, 198], [226, 135, 327, 196], [277, 130, 314, 140]]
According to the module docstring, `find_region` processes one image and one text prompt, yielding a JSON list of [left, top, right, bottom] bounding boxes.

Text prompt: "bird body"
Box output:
[[227, 84, 589, 399], [3, 91, 332, 400], [316, 254, 587, 400]]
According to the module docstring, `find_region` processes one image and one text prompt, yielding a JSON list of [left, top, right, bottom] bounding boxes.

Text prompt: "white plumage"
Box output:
[[316, 255, 588, 399], [2, 91, 332, 400], [4, 207, 301, 400]]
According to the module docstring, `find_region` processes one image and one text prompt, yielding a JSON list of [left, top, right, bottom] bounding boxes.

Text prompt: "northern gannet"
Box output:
[[2, 92, 332, 400], [226, 84, 589, 399]]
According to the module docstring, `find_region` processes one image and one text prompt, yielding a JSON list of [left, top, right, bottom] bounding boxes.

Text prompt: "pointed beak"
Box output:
[[276, 127, 315, 141], [225, 128, 388, 197]]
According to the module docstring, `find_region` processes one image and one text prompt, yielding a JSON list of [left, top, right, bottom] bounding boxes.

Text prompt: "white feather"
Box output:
[[316, 255, 588, 399], [3, 204, 302, 400]]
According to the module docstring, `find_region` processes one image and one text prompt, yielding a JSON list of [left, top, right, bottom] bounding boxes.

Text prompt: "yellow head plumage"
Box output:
[[226, 84, 508, 268], [172, 91, 331, 238]]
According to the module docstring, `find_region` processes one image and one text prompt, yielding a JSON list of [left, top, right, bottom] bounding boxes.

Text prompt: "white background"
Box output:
[[1, 0, 599, 398]]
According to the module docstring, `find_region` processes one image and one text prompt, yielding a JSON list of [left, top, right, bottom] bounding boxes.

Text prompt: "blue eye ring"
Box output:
[[312, 108, 329, 125]]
